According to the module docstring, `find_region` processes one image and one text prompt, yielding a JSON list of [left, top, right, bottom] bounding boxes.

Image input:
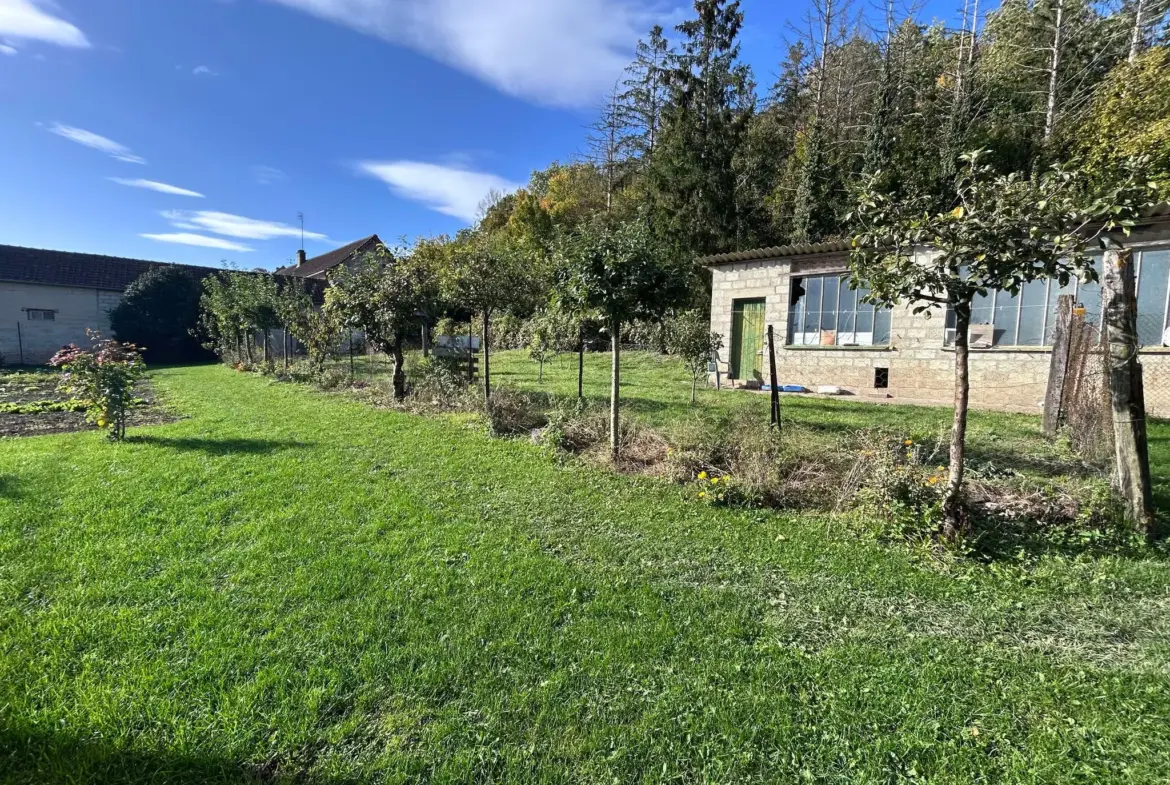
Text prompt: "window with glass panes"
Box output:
[[787, 273, 891, 346], [942, 247, 1170, 347]]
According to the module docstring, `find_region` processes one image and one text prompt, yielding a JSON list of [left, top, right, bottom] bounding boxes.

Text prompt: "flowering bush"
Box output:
[[49, 330, 146, 441]]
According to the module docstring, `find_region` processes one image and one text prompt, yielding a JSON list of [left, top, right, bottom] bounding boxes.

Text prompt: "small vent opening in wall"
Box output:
[[874, 367, 889, 389]]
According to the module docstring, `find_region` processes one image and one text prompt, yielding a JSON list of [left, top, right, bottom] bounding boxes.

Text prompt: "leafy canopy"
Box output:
[[850, 151, 1154, 312], [556, 219, 690, 326]]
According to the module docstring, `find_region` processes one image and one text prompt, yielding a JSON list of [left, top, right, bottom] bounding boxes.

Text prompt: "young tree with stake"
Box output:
[[443, 233, 529, 403], [851, 150, 1152, 540], [326, 247, 440, 400], [668, 309, 724, 404], [557, 219, 689, 458]]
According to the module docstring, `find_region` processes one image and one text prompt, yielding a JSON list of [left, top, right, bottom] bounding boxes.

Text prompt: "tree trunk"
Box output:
[[691, 373, 698, 404], [1129, 0, 1145, 62], [390, 336, 406, 401], [482, 308, 492, 404], [1103, 247, 1157, 536], [1043, 0, 1065, 141], [942, 300, 971, 540], [610, 319, 621, 460], [263, 328, 271, 366], [539, 357, 544, 383]]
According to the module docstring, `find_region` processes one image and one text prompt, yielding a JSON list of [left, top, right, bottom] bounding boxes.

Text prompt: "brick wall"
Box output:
[[0, 281, 122, 365], [709, 253, 1170, 417]]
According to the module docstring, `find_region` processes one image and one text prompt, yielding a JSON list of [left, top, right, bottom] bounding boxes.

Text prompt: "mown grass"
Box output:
[[2, 361, 1170, 783]]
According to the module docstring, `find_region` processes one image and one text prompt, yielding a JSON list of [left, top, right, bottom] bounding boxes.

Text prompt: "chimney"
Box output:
[[295, 249, 307, 267]]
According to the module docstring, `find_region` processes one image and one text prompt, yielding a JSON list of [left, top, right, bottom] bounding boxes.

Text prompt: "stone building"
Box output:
[[704, 210, 1170, 416]]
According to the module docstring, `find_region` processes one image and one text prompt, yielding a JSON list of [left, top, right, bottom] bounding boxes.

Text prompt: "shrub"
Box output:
[[847, 435, 947, 544], [406, 355, 470, 410], [110, 266, 212, 364], [49, 331, 145, 441]]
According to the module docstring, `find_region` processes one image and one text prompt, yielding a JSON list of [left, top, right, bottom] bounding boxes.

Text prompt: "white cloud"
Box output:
[[109, 178, 205, 198], [161, 210, 328, 241], [47, 123, 145, 164], [142, 232, 254, 252], [0, 0, 89, 48], [192, 65, 217, 76], [357, 160, 521, 222], [264, 0, 655, 107], [0, 42, 16, 55], [251, 165, 286, 185]]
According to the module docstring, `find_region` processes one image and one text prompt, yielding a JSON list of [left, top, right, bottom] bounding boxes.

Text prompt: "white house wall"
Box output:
[[0, 281, 122, 365]]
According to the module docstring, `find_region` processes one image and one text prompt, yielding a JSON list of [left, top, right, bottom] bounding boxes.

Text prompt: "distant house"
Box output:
[[0, 235, 383, 365], [275, 235, 384, 281], [0, 245, 215, 365], [704, 206, 1170, 416]]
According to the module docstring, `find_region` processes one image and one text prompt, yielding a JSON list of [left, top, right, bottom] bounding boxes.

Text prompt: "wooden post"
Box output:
[[577, 325, 585, 405], [467, 322, 474, 383], [767, 324, 781, 430], [610, 320, 621, 460], [1042, 294, 1075, 436], [1102, 246, 1156, 537]]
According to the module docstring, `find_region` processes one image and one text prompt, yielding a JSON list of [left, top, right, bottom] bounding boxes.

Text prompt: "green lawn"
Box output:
[[3, 361, 1170, 783]]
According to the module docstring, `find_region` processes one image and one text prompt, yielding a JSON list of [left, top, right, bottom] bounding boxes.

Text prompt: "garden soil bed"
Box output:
[[0, 379, 178, 438]]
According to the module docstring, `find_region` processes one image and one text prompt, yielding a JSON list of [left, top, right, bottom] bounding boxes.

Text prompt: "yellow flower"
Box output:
[[903, 439, 913, 446], [97, 419, 106, 428], [711, 478, 719, 485], [698, 471, 708, 480], [698, 491, 707, 499]]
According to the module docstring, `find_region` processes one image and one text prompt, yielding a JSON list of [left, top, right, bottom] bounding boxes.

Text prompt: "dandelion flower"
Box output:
[[711, 478, 720, 485], [698, 491, 707, 499], [903, 439, 913, 446], [698, 471, 708, 480]]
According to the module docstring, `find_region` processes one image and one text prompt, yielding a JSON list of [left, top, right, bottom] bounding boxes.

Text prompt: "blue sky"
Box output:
[[0, 0, 958, 270]]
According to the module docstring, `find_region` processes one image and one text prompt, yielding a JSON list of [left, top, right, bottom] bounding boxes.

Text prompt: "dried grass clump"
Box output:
[[663, 412, 851, 509], [484, 386, 547, 436]]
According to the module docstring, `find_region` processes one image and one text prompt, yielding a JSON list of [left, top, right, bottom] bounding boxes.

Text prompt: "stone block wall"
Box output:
[[709, 253, 1170, 417]]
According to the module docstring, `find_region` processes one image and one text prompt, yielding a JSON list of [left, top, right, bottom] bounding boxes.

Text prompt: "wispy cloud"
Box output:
[[0, 0, 89, 48], [357, 160, 520, 222], [161, 210, 328, 241], [142, 232, 253, 252], [47, 123, 145, 164], [109, 178, 205, 198], [192, 65, 217, 76], [251, 165, 286, 185], [264, 0, 655, 107], [0, 43, 16, 55]]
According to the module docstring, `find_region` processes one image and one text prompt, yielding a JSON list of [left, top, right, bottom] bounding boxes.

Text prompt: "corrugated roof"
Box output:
[[701, 204, 1170, 267], [0, 244, 216, 291], [699, 239, 852, 267], [275, 235, 382, 279]]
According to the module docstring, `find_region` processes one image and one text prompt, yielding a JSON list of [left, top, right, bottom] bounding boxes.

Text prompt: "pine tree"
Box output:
[[649, 0, 753, 256]]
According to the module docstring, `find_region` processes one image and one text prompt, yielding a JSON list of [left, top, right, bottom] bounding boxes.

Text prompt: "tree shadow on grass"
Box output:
[[125, 436, 311, 456], [0, 727, 358, 785], [0, 474, 26, 500]]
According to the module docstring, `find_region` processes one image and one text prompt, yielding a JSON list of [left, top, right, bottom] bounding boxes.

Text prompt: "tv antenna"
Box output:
[[297, 211, 305, 251]]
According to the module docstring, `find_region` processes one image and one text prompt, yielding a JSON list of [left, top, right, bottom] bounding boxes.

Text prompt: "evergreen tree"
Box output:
[[649, 0, 753, 256]]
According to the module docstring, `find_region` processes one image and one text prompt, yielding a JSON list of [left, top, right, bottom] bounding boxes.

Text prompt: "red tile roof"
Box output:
[[0, 244, 217, 291]]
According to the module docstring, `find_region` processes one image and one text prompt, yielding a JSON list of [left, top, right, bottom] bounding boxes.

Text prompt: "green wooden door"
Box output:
[[730, 298, 766, 380]]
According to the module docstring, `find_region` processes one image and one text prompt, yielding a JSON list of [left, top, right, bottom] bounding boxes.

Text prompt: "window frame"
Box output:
[[23, 308, 57, 321], [787, 272, 891, 347], [942, 243, 1170, 348]]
